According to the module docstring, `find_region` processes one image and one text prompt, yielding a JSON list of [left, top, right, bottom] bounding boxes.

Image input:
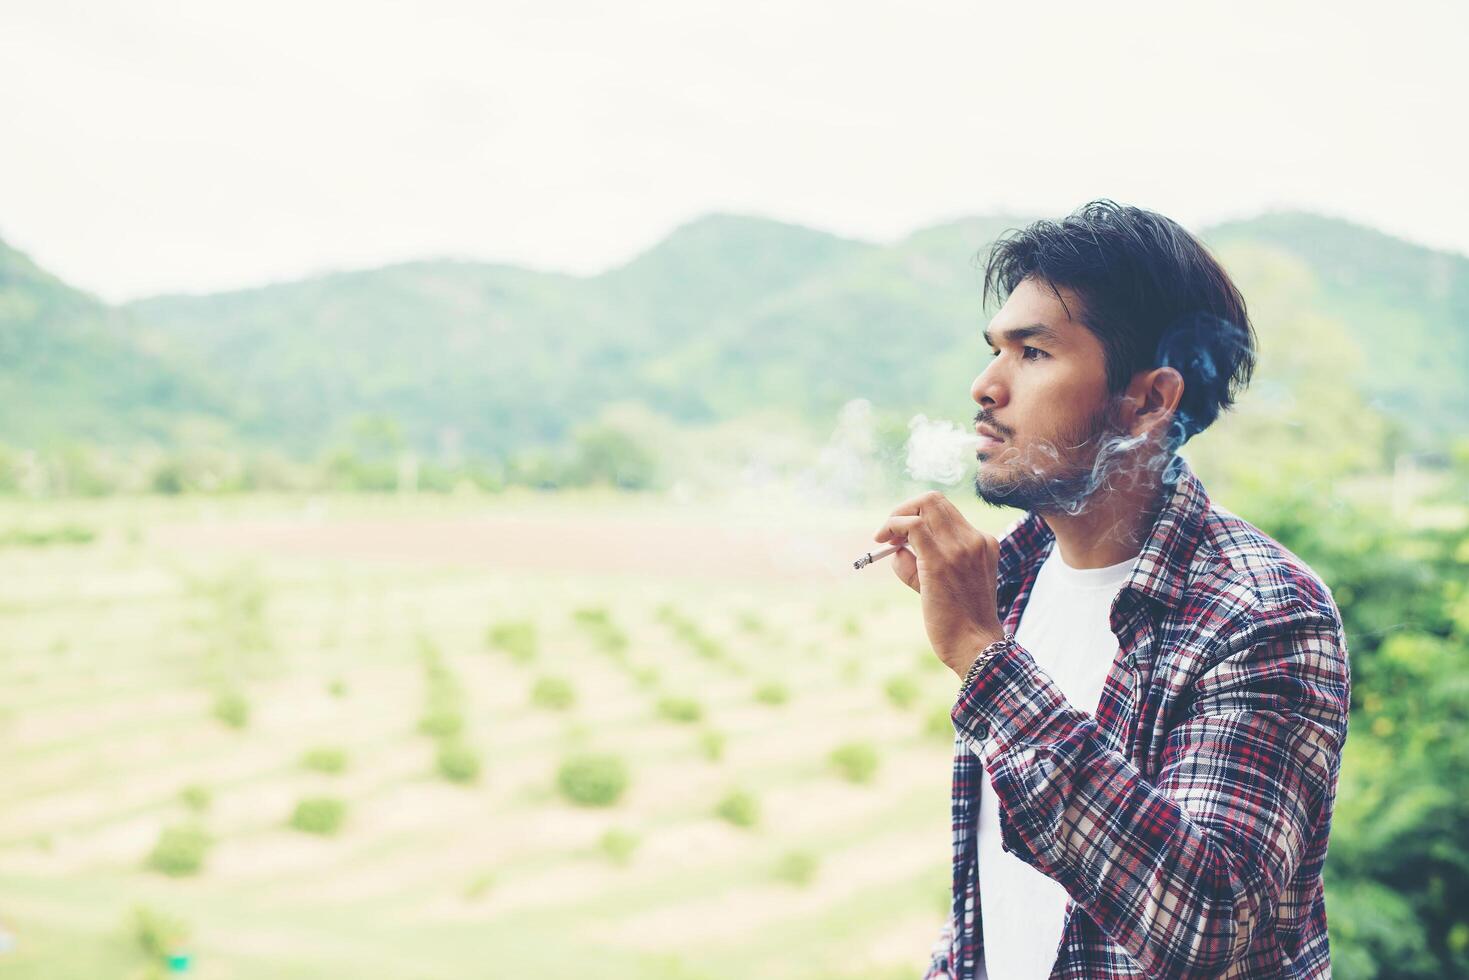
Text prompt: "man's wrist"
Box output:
[[950, 629, 1009, 681]]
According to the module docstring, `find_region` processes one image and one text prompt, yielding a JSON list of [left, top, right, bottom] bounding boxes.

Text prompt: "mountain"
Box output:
[[0, 235, 223, 447], [1204, 211, 1469, 439], [129, 214, 884, 456], [2, 209, 1464, 459]]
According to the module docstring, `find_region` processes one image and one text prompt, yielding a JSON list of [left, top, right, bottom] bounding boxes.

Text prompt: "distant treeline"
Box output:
[[0, 420, 664, 497]]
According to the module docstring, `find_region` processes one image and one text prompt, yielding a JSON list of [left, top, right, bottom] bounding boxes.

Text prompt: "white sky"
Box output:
[[1, 0, 1464, 301]]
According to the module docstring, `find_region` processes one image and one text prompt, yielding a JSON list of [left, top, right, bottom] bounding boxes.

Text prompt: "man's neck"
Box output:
[[1038, 472, 1169, 570]]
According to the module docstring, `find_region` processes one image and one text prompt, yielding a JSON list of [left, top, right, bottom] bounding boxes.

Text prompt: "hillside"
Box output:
[[1, 209, 1464, 459], [1205, 211, 1469, 439], [0, 237, 223, 447]]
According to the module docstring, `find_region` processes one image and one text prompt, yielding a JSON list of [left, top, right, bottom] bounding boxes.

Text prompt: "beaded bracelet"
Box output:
[[959, 632, 1015, 695]]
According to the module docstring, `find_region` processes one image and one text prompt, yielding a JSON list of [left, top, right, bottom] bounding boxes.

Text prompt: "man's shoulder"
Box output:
[[1190, 503, 1343, 633]]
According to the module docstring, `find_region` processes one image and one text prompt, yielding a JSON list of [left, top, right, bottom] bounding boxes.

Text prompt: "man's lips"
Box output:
[[975, 424, 1006, 451]]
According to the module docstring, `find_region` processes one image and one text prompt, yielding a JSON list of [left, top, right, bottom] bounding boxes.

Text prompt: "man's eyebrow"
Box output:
[[982, 323, 1064, 348]]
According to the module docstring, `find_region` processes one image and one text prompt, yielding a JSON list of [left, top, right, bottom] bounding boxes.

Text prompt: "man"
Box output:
[[873, 201, 1351, 979]]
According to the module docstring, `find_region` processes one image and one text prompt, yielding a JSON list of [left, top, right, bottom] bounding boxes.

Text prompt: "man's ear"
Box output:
[[1126, 366, 1185, 438]]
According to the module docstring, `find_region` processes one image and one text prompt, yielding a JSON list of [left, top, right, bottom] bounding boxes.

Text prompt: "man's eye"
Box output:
[[989, 347, 1046, 360]]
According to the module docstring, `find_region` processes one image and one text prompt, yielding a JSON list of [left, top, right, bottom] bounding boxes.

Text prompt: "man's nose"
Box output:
[[971, 362, 1006, 407]]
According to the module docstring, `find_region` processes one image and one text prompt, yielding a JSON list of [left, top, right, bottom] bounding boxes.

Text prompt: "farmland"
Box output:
[[0, 489, 1007, 980]]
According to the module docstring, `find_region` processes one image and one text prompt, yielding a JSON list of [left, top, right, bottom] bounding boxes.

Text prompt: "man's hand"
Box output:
[[874, 490, 1006, 677]]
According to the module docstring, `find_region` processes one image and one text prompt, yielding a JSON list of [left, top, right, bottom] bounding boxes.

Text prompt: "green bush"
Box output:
[[556, 753, 630, 807], [290, 796, 347, 835], [698, 729, 726, 763], [531, 675, 577, 711], [829, 741, 880, 784], [327, 677, 349, 698], [1229, 460, 1469, 979], [145, 824, 210, 877], [288, 744, 342, 774], [487, 620, 538, 663], [436, 740, 482, 783], [599, 827, 640, 866], [212, 689, 249, 729], [841, 614, 861, 637], [179, 784, 211, 813], [571, 606, 629, 656], [128, 905, 189, 963], [418, 705, 465, 739], [714, 788, 759, 828], [883, 674, 921, 711], [753, 681, 789, 706], [658, 607, 730, 665], [0, 524, 97, 548], [572, 607, 612, 628], [630, 665, 660, 689], [772, 849, 819, 886], [655, 695, 703, 724]]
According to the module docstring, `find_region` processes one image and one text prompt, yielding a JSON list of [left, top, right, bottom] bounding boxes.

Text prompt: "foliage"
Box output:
[[436, 740, 482, 784], [531, 675, 577, 711], [418, 635, 467, 738], [752, 681, 789, 706], [829, 741, 880, 784], [417, 706, 464, 738], [599, 827, 640, 866], [301, 746, 349, 774], [571, 606, 630, 657], [144, 824, 210, 877], [290, 796, 347, 835], [1231, 447, 1469, 979], [655, 695, 704, 724], [556, 753, 630, 807], [714, 788, 760, 828], [657, 606, 737, 670], [697, 729, 726, 763], [178, 784, 211, 813], [212, 689, 249, 729], [772, 849, 820, 887], [487, 620, 537, 664], [0, 524, 96, 547], [127, 905, 189, 964]]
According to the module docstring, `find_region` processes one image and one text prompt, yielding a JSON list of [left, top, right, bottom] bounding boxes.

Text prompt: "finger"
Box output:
[[875, 514, 925, 545], [885, 489, 953, 520], [891, 546, 919, 592]]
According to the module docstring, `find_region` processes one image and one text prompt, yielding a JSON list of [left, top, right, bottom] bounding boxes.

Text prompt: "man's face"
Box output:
[[971, 277, 1137, 515]]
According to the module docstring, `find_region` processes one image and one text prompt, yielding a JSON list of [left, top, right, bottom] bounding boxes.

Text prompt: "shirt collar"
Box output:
[[996, 454, 1212, 615]]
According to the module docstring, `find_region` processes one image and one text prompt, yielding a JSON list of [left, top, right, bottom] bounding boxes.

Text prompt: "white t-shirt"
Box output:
[[973, 544, 1136, 980]]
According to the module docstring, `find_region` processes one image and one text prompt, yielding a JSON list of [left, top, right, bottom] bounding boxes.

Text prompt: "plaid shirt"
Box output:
[[923, 456, 1351, 979]]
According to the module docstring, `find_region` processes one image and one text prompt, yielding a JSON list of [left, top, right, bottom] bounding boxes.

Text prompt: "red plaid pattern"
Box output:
[[923, 456, 1351, 979]]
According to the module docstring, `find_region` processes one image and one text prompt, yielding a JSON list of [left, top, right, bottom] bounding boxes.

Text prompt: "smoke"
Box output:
[[971, 400, 1183, 519], [786, 397, 882, 507], [904, 414, 983, 484]]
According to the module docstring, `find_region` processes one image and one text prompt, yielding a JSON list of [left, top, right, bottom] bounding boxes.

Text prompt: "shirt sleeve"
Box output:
[[950, 609, 1350, 978], [921, 912, 955, 979]]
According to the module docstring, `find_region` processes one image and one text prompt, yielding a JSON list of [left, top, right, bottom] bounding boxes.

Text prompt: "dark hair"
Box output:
[[981, 199, 1256, 449]]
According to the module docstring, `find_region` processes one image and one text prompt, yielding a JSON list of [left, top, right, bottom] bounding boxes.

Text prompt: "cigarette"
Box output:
[[852, 540, 907, 570]]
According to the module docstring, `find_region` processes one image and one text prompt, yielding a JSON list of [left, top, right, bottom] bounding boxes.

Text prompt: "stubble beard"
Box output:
[[973, 398, 1132, 517]]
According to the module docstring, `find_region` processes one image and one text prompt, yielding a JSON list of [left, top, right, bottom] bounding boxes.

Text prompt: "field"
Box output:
[[0, 488, 1015, 980]]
